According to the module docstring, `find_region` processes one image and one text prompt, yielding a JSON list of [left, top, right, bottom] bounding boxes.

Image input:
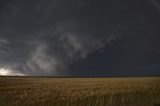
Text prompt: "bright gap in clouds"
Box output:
[[0, 68, 25, 76]]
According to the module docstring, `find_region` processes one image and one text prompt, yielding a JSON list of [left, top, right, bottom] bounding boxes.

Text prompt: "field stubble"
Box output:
[[0, 77, 160, 106]]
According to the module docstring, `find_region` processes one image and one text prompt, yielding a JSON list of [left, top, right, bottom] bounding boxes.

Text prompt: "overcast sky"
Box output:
[[0, 0, 160, 76]]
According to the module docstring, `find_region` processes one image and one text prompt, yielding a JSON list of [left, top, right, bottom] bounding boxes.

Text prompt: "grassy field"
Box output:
[[0, 77, 160, 106]]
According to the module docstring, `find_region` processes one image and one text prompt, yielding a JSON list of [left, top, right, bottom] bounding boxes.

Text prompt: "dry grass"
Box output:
[[0, 77, 160, 106]]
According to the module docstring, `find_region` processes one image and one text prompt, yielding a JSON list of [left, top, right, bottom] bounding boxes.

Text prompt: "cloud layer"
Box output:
[[0, 0, 160, 76]]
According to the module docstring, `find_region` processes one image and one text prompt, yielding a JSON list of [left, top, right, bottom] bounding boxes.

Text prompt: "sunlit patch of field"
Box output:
[[0, 77, 160, 106]]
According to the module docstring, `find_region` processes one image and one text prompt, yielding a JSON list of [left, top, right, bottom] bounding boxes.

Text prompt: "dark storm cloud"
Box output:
[[0, 0, 127, 75], [0, 0, 160, 76], [151, 0, 160, 11]]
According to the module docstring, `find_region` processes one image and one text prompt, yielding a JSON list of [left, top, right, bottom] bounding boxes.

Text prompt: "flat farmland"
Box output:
[[0, 77, 160, 106]]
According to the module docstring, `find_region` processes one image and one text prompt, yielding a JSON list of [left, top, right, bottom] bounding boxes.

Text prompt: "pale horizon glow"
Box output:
[[0, 68, 25, 76]]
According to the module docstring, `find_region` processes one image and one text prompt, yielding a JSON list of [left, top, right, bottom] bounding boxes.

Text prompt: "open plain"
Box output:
[[0, 77, 160, 106]]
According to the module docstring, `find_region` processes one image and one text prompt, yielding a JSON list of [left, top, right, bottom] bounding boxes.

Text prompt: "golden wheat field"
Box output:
[[0, 77, 160, 106]]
